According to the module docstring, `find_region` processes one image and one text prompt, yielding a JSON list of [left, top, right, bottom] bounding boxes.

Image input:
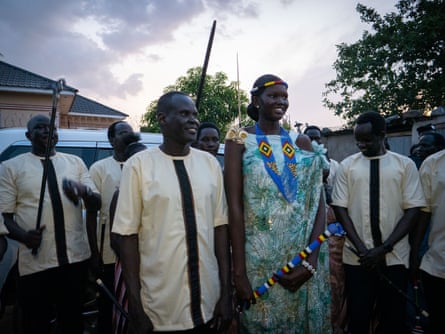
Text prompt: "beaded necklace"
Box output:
[[255, 124, 298, 203]]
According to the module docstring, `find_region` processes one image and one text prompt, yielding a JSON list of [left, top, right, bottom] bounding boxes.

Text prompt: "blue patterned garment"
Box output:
[[240, 133, 331, 334]]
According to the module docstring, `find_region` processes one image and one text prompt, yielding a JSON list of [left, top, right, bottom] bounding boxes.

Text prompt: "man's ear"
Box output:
[[157, 112, 165, 125], [25, 131, 31, 140]]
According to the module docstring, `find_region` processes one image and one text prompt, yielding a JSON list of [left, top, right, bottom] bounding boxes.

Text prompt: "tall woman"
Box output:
[[224, 74, 331, 333]]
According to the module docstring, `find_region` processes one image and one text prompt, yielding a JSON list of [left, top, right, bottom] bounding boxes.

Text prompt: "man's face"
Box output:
[[111, 122, 134, 152], [26, 115, 58, 152], [354, 122, 384, 157], [197, 127, 220, 156], [160, 95, 199, 145], [416, 134, 440, 161]]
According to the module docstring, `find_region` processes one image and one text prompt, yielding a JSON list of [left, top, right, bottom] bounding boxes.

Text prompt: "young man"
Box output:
[[112, 91, 231, 333], [0, 114, 101, 334], [411, 148, 445, 334], [195, 122, 221, 157], [331, 111, 426, 333], [89, 120, 137, 333]]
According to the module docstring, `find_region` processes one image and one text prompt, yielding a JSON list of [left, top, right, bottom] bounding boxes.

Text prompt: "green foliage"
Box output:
[[140, 67, 249, 136], [323, 0, 445, 124]]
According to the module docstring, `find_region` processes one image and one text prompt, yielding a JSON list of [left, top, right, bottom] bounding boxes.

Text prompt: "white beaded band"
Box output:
[[301, 260, 316, 275]]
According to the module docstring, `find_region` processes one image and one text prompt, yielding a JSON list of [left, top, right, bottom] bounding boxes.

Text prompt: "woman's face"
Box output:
[[257, 84, 289, 121]]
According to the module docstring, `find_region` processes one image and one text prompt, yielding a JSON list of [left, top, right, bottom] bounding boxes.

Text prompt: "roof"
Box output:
[[0, 60, 77, 93], [70, 95, 128, 117], [0, 60, 127, 118]]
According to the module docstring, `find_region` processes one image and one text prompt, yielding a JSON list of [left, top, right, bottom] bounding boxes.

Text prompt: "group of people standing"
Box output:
[[0, 72, 444, 334]]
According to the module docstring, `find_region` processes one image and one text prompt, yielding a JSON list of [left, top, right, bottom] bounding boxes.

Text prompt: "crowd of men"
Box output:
[[0, 95, 444, 334]]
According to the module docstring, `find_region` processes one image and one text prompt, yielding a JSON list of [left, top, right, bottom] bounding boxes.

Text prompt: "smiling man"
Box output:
[[112, 91, 232, 333], [331, 111, 426, 333]]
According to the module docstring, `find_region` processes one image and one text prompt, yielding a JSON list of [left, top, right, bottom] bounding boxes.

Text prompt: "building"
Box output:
[[0, 60, 127, 129]]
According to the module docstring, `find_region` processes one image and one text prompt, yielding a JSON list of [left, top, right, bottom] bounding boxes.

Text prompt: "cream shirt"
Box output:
[[0, 152, 97, 276], [112, 147, 227, 331], [419, 150, 445, 279], [89, 156, 123, 264], [331, 151, 426, 267]]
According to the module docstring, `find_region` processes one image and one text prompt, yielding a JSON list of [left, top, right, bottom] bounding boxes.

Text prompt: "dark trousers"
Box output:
[[421, 270, 445, 334], [18, 260, 88, 334], [153, 321, 217, 333], [97, 263, 115, 334], [344, 264, 409, 334]]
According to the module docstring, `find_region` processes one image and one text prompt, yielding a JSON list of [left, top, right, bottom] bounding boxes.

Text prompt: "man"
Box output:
[[304, 124, 345, 332], [411, 132, 445, 168], [112, 91, 231, 333], [331, 111, 426, 334], [194, 122, 220, 157], [411, 148, 445, 334], [0, 114, 101, 334], [89, 120, 137, 333]]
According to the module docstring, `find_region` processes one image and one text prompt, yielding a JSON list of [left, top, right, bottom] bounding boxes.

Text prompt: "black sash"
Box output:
[[173, 160, 204, 326], [44, 159, 68, 265]]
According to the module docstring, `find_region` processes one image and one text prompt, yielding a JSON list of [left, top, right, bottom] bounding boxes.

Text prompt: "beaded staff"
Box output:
[[253, 222, 345, 299]]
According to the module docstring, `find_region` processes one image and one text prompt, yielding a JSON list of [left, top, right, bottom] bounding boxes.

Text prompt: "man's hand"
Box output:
[[233, 273, 255, 311], [359, 246, 386, 271], [23, 226, 46, 249], [210, 292, 232, 332], [128, 302, 154, 334]]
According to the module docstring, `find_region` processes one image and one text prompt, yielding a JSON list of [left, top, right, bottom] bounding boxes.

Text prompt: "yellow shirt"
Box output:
[[112, 147, 227, 331], [419, 150, 445, 279], [332, 151, 426, 267], [89, 156, 123, 264], [0, 152, 97, 276]]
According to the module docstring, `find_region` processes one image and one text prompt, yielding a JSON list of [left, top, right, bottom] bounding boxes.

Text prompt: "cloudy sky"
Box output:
[[0, 0, 399, 130]]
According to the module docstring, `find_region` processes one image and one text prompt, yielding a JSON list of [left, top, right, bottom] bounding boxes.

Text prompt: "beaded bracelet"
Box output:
[[301, 260, 316, 275]]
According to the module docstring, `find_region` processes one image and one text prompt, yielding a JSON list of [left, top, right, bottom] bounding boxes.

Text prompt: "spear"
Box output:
[[195, 20, 216, 111], [32, 79, 65, 255]]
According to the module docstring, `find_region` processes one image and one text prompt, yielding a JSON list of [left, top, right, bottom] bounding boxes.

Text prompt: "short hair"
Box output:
[[197, 122, 220, 140], [156, 91, 190, 115], [355, 111, 386, 135], [303, 125, 322, 135], [107, 121, 126, 141], [124, 142, 147, 160], [420, 132, 445, 150]]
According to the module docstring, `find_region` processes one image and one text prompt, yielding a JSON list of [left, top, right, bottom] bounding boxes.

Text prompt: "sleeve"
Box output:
[[212, 160, 228, 227], [77, 157, 98, 193], [111, 157, 142, 235], [419, 158, 432, 213], [402, 158, 426, 209], [89, 162, 102, 193], [0, 162, 17, 213], [331, 160, 349, 208]]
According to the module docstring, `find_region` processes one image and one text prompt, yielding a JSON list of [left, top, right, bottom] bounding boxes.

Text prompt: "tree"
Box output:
[[323, 0, 445, 124], [141, 67, 249, 136]]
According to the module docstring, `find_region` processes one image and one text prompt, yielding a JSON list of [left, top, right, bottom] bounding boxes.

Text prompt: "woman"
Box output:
[[224, 74, 331, 333]]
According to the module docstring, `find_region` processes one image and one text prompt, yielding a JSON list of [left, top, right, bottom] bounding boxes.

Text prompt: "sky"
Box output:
[[0, 0, 399, 131]]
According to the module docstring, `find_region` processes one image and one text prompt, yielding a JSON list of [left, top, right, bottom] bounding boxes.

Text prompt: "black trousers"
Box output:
[[18, 260, 88, 334], [344, 264, 409, 334], [421, 270, 445, 334], [97, 262, 115, 334]]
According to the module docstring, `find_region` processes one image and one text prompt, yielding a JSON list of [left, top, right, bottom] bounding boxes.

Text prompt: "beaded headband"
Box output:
[[250, 80, 288, 94]]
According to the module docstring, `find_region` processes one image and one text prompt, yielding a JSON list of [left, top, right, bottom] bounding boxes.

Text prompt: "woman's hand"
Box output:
[[277, 265, 313, 292]]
